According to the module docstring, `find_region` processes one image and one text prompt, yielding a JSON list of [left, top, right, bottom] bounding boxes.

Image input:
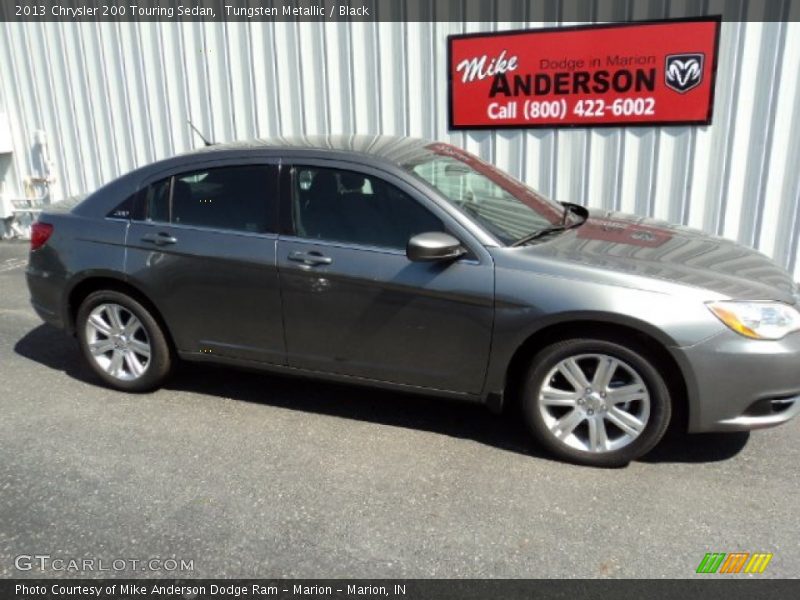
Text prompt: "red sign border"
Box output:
[[447, 16, 722, 131]]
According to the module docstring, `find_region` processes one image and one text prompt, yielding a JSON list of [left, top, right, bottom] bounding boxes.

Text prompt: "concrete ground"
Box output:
[[1, 241, 798, 579]]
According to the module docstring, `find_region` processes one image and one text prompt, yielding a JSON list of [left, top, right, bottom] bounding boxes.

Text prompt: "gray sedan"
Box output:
[[25, 136, 800, 466]]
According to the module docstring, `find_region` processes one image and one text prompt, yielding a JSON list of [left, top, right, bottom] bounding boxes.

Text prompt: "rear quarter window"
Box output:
[[106, 193, 137, 219]]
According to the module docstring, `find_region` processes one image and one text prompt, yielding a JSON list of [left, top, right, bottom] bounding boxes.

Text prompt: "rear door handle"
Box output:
[[288, 250, 333, 266], [141, 232, 177, 246]]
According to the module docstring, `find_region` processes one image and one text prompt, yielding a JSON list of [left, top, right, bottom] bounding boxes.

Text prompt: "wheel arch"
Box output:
[[500, 318, 691, 433], [65, 275, 177, 355]]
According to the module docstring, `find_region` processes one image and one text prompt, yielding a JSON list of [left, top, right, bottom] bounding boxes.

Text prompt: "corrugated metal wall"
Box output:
[[0, 14, 798, 279]]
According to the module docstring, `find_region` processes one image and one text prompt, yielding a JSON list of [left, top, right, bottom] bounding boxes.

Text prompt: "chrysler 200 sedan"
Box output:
[[26, 135, 800, 466]]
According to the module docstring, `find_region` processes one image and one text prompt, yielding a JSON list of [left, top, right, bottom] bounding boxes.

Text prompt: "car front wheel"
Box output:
[[76, 290, 172, 392], [522, 337, 671, 467]]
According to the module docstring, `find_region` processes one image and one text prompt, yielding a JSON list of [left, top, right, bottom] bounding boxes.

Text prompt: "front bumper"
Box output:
[[676, 329, 800, 432]]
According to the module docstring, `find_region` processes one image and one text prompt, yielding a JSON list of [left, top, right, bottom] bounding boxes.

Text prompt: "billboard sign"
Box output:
[[448, 18, 720, 129]]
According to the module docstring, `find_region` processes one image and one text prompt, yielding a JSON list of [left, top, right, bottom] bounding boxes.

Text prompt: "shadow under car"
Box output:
[[14, 323, 750, 466]]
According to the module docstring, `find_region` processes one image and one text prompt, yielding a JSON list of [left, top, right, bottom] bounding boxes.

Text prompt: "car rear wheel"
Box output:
[[77, 290, 172, 392], [522, 338, 671, 467]]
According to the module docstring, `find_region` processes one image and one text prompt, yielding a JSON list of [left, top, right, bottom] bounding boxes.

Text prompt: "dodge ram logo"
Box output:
[[665, 53, 704, 93]]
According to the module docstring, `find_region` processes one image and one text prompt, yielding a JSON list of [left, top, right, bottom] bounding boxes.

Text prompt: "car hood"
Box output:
[[524, 209, 798, 303]]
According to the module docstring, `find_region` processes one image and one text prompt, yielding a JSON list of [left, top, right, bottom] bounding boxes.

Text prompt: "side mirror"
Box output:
[[406, 232, 466, 262]]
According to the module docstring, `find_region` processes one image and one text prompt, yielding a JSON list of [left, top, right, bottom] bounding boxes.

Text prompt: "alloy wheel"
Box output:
[[537, 353, 651, 453], [84, 303, 151, 381]]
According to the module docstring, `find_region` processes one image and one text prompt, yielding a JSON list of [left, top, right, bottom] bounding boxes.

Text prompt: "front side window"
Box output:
[[292, 166, 443, 249], [140, 165, 277, 233]]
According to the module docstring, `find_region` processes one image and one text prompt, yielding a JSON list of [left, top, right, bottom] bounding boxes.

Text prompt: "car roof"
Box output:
[[70, 135, 443, 218], [180, 134, 435, 167]]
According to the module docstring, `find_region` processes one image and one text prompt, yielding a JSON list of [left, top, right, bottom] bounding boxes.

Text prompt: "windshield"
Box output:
[[402, 143, 566, 245]]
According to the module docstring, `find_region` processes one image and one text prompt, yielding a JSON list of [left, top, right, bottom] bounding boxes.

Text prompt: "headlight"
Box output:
[[707, 301, 800, 340]]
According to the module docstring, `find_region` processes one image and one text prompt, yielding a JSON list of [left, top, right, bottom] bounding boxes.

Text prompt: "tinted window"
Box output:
[[293, 167, 443, 249], [139, 165, 277, 233], [108, 193, 137, 219], [144, 178, 171, 223]]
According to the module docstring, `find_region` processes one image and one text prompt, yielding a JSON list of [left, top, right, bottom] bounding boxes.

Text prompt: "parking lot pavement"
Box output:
[[1, 240, 798, 579]]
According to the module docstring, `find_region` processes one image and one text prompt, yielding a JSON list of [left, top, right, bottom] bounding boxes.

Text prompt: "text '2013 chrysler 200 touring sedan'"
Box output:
[[26, 136, 800, 466]]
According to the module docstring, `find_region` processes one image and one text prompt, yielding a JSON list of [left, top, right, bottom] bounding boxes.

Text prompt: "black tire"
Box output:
[[522, 337, 671, 467], [76, 290, 172, 392]]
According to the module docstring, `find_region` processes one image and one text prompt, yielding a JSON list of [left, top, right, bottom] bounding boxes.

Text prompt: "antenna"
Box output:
[[187, 120, 213, 147]]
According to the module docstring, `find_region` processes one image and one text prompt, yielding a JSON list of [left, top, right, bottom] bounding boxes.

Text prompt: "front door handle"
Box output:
[[141, 232, 177, 246], [288, 250, 333, 266]]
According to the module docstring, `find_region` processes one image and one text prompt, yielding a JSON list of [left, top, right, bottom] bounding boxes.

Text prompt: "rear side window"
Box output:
[[144, 178, 171, 223], [138, 165, 278, 233]]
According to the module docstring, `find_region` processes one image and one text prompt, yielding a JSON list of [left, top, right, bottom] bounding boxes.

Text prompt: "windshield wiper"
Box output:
[[561, 201, 587, 224], [510, 202, 588, 247]]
